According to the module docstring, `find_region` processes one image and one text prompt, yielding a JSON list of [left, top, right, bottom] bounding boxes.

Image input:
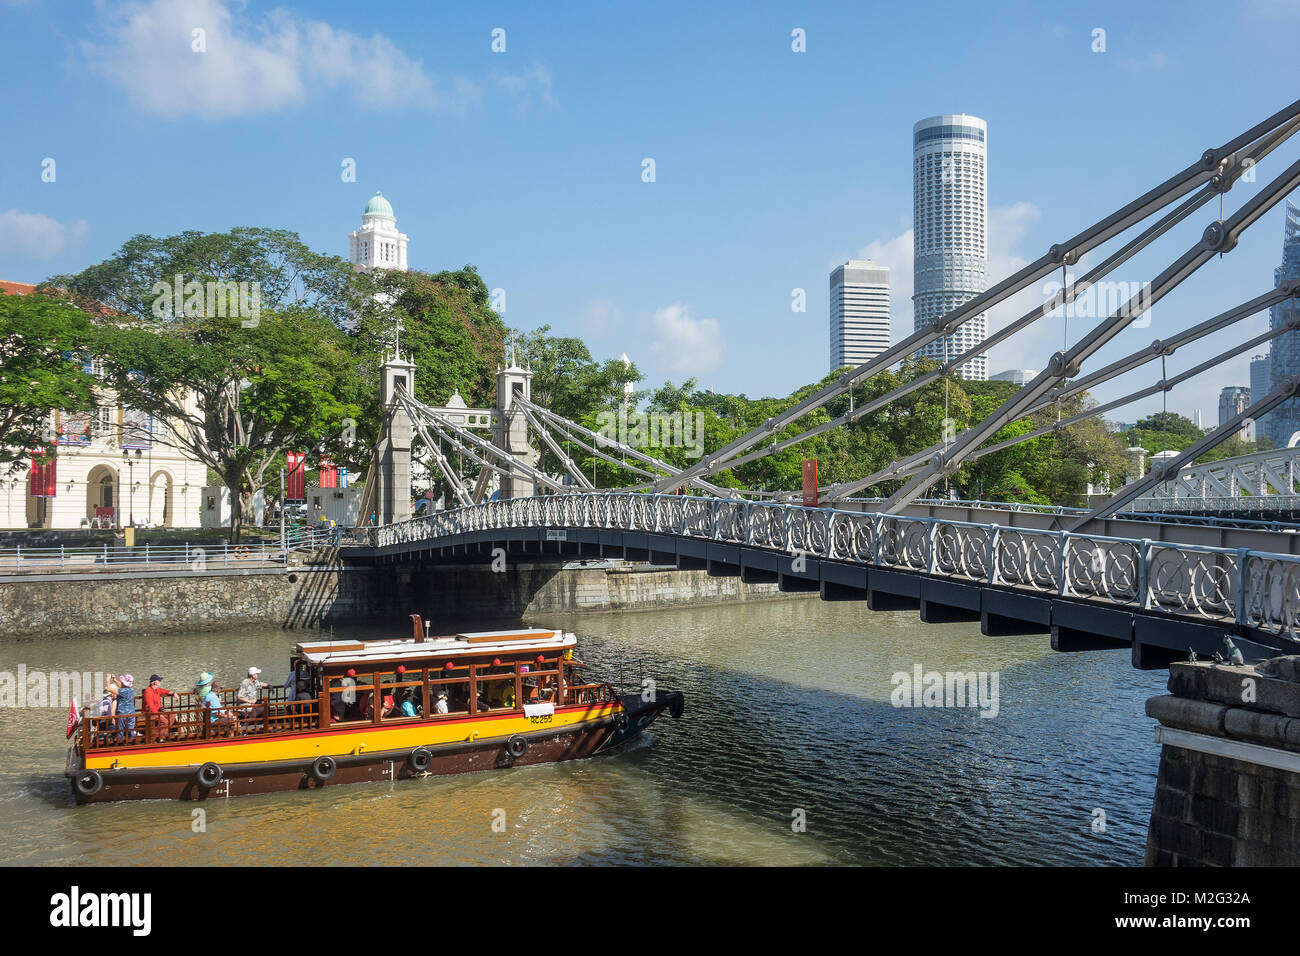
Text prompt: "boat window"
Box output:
[[522, 656, 561, 704], [328, 671, 374, 724], [475, 660, 519, 712], [429, 664, 471, 716], [378, 669, 424, 721]]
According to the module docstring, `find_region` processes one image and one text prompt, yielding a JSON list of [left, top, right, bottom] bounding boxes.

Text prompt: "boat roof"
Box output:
[[294, 628, 577, 667]]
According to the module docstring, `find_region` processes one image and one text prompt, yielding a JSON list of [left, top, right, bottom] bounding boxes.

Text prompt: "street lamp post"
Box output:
[[122, 450, 139, 527], [280, 467, 286, 558]]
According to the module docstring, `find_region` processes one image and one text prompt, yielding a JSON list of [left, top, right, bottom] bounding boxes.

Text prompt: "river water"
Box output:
[[3, 597, 1166, 865]]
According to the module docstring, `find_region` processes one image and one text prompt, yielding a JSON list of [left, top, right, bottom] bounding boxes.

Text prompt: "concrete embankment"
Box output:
[[1145, 656, 1300, 865], [0, 555, 804, 638]]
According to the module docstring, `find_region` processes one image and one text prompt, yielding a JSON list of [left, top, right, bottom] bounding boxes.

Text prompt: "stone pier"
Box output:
[[1145, 656, 1300, 865]]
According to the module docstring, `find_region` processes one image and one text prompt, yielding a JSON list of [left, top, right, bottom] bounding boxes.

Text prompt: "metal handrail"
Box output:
[[0, 526, 338, 573], [365, 492, 1300, 644]]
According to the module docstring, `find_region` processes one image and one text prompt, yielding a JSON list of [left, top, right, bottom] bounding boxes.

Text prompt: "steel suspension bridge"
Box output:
[[347, 97, 1300, 668]]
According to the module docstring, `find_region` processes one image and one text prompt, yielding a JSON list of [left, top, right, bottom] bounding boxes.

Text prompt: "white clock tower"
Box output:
[[348, 192, 408, 273]]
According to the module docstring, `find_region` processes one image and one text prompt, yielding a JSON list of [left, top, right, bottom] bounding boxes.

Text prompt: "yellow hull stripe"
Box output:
[[85, 704, 617, 771]]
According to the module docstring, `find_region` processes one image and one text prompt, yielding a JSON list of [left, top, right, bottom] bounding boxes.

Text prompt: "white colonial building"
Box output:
[[4, 383, 207, 531], [1, 283, 206, 529]]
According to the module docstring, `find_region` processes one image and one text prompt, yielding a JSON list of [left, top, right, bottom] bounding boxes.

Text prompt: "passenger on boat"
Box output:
[[212, 681, 242, 735], [399, 690, 419, 717], [97, 677, 119, 746], [340, 670, 357, 718], [196, 672, 232, 732], [143, 675, 178, 739], [115, 674, 137, 741], [238, 667, 268, 729], [434, 689, 449, 714]]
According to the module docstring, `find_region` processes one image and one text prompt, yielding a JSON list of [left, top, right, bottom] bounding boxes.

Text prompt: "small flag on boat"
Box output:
[[66, 698, 80, 739]]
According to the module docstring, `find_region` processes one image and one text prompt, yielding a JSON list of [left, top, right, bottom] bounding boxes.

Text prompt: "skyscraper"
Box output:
[[829, 260, 891, 371], [1267, 201, 1300, 447], [1250, 353, 1270, 440], [1219, 386, 1251, 440], [912, 114, 988, 380]]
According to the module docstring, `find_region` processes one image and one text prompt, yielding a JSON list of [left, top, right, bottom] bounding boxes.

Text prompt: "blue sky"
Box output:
[[4, 0, 1300, 426]]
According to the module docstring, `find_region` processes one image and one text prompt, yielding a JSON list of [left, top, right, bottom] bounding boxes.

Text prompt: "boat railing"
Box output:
[[79, 696, 322, 752], [563, 682, 616, 705]]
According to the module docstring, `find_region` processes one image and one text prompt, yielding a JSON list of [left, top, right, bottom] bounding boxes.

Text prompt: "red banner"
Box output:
[[286, 451, 306, 500], [801, 459, 819, 509], [318, 456, 337, 489], [29, 448, 57, 498]]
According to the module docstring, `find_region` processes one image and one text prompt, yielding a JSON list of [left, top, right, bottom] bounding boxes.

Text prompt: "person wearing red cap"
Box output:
[[142, 675, 178, 741]]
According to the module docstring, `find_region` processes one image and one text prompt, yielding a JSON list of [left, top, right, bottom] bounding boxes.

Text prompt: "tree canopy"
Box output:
[[94, 309, 360, 540], [0, 292, 98, 473]]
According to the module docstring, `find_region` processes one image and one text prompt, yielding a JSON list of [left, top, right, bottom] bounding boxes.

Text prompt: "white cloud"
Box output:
[[0, 210, 90, 258], [578, 298, 621, 337], [80, 0, 478, 118], [854, 227, 914, 346], [497, 63, 556, 108], [1120, 51, 1168, 72], [649, 302, 725, 376]]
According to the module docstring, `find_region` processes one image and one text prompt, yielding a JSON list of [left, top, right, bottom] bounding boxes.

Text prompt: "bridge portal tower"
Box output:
[[492, 361, 539, 499], [378, 354, 416, 523]]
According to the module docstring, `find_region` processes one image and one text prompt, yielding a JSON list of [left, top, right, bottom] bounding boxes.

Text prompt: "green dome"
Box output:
[[363, 192, 394, 218]]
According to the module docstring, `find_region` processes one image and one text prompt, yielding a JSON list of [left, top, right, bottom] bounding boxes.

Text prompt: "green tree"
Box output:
[[42, 228, 353, 327], [346, 266, 509, 500], [1129, 411, 1202, 455], [95, 310, 361, 542], [0, 292, 98, 472]]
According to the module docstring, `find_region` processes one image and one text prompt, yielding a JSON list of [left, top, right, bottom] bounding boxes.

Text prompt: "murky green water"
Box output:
[[1, 598, 1165, 865]]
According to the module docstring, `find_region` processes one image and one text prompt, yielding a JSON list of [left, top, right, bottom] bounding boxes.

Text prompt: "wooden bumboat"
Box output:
[[65, 619, 685, 804]]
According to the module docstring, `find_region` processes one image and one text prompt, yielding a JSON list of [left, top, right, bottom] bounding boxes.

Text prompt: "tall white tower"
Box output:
[[349, 192, 408, 273], [829, 260, 891, 371], [912, 114, 988, 380]]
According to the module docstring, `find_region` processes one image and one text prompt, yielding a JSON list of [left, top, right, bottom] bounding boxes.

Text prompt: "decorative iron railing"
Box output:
[[362, 493, 1300, 645]]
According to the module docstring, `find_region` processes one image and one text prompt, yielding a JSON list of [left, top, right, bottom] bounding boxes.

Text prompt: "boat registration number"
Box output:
[[524, 702, 555, 724]]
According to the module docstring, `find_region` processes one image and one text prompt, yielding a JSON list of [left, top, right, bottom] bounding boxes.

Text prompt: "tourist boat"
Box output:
[[65, 619, 685, 803]]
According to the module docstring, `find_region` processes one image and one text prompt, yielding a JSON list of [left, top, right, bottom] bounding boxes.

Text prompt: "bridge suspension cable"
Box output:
[[882, 146, 1300, 515], [650, 100, 1300, 495], [513, 395, 737, 497], [821, 283, 1300, 497]]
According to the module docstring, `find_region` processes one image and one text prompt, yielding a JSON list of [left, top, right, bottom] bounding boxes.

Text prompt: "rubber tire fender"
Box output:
[[611, 712, 629, 732], [73, 768, 103, 797], [310, 755, 336, 782], [505, 735, 528, 759], [196, 762, 223, 788], [409, 746, 432, 773]]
